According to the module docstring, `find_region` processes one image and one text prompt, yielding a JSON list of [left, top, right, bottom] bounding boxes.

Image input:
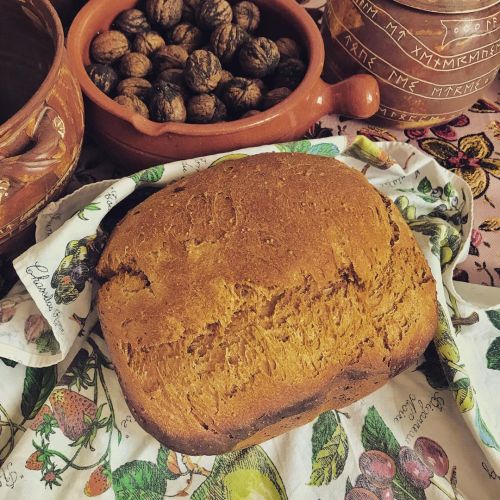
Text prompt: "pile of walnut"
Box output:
[[87, 0, 306, 123]]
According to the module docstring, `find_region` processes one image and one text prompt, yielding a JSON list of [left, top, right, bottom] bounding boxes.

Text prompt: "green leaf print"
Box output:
[[35, 330, 60, 354], [156, 445, 180, 480], [361, 406, 401, 459], [434, 305, 459, 365], [475, 406, 500, 451], [486, 337, 500, 370], [112, 460, 167, 500], [345, 476, 353, 495], [450, 377, 474, 413], [77, 202, 101, 221], [311, 411, 337, 462], [309, 421, 349, 486], [130, 165, 165, 185], [486, 310, 500, 330], [407, 219, 461, 266], [276, 140, 339, 157], [192, 445, 287, 500], [1, 357, 17, 367], [361, 407, 425, 500], [417, 177, 432, 194], [21, 366, 57, 420]]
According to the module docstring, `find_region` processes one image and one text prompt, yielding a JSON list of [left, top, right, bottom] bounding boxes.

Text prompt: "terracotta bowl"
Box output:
[[67, 0, 380, 171], [0, 0, 84, 256]]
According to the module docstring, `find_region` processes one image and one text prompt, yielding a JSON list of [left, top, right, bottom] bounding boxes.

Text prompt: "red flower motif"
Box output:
[[471, 229, 482, 248]]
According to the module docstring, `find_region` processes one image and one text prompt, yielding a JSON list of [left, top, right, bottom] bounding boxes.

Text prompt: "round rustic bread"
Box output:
[[96, 153, 437, 455]]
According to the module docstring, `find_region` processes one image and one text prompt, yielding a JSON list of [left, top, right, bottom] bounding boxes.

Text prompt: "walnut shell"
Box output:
[[272, 58, 306, 90], [196, 0, 233, 31], [146, 0, 183, 29], [214, 69, 234, 97], [261, 87, 292, 110], [233, 1, 260, 33], [169, 22, 204, 53], [114, 94, 149, 118], [149, 81, 187, 122], [117, 77, 152, 101], [86, 63, 119, 95], [222, 77, 261, 114], [210, 23, 249, 64], [184, 50, 222, 93], [90, 30, 130, 64], [156, 69, 190, 99], [154, 45, 189, 71], [115, 9, 151, 36], [119, 52, 153, 78], [133, 31, 166, 56], [187, 93, 227, 123], [275, 37, 302, 60], [239, 37, 280, 78], [182, 0, 201, 22]]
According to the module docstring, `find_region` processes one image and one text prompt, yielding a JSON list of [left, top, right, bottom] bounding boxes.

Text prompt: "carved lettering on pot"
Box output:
[[348, 0, 500, 71], [334, 14, 498, 100], [441, 13, 499, 46]]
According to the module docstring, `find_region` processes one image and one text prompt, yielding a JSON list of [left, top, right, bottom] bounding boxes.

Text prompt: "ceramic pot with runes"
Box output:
[[322, 0, 500, 128]]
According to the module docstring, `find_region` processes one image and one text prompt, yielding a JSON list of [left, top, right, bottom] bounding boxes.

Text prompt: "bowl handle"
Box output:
[[0, 106, 65, 187], [309, 74, 380, 121]]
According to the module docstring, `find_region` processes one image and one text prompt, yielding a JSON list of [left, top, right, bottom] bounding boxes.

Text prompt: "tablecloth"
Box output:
[[0, 0, 498, 490]]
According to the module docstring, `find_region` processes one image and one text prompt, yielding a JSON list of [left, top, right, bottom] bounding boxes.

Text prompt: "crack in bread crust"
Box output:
[[97, 153, 437, 455]]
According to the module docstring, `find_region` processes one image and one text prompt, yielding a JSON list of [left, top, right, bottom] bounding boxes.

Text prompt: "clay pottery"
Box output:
[[67, 0, 380, 172], [322, 0, 500, 128], [0, 0, 84, 256]]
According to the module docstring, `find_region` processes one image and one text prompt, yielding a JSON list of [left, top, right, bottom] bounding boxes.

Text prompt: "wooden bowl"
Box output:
[[0, 0, 84, 256], [67, 0, 380, 171]]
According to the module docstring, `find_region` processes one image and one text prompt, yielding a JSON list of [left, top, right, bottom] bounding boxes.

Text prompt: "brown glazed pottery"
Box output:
[[67, 0, 380, 171], [322, 0, 500, 128], [0, 0, 84, 256]]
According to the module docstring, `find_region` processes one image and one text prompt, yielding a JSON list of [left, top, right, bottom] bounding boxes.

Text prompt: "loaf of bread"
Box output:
[[97, 153, 437, 455]]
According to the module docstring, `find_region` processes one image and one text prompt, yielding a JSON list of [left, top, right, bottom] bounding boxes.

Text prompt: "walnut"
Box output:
[[116, 77, 152, 101], [222, 77, 261, 114], [233, 1, 260, 33], [210, 23, 249, 64], [275, 37, 302, 60], [149, 81, 187, 122], [196, 0, 233, 31], [272, 58, 306, 89], [119, 52, 152, 78], [187, 93, 227, 123], [146, 0, 183, 29], [133, 31, 166, 56], [157, 68, 184, 86], [156, 69, 190, 99], [169, 23, 204, 53], [90, 30, 129, 64], [251, 78, 267, 94], [154, 45, 189, 71], [115, 9, 151, 36], [182, 0, 201, 22], [114, 94, 149, 118], [214, 69, 233, 96], [86, 63, 119, 95], [239, 37, 280, 77], [184, 50, 222, 93], [261, 87, 292, 110]]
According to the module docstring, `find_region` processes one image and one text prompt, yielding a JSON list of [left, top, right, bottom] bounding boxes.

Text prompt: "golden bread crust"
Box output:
[[97, 153, 437, 455]]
